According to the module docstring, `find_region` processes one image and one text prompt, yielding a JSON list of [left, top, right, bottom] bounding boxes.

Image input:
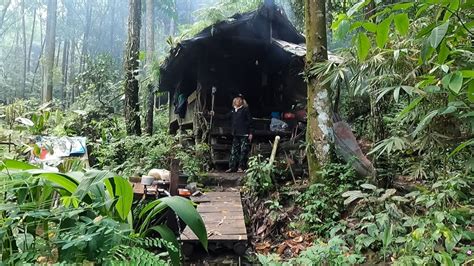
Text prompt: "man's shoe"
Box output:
[[225, 168, 235, 173], [237, 168, 244, 173]]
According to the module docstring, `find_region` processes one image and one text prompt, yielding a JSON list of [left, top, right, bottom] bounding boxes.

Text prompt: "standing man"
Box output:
[[212, 94, 253, 172]]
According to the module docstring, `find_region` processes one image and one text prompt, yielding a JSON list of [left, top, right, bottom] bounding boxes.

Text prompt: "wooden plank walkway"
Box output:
[[181, 191, 248, 243]]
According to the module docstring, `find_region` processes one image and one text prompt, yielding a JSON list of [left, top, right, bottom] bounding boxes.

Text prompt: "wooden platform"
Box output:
[[181, 192, 247, 243]]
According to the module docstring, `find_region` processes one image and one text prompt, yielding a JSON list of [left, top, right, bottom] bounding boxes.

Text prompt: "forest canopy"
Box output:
[[0, 0, 473, 265]]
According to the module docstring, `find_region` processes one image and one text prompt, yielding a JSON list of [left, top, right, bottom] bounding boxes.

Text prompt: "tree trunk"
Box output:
[[21, 0, 27, 98], [42, 0, 57, 103], [0, 0, 12, 36], [80, 0, 93, 74], [31, 19, 45, 94], [55, 40, 61, 67], [13, 29, 19, 99], [145, 0, 155, 135], [304, 0, 332, 180], [27, 7, 37, 73], [124, 0, 142, 136], [109, 0, 116, 58], [69, 40, 76, 103], [141, 2, 147, 53], [61, 40, 69, 108]]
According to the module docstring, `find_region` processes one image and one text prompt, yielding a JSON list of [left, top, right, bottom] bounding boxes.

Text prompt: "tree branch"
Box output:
[[442, 6, 474, 37], [0, 0, 12, 33]]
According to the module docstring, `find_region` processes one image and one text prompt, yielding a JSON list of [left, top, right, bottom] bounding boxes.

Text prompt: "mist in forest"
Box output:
[[1, 0, 295, 105]]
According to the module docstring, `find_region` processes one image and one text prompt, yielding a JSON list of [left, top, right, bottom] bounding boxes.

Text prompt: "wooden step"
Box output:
[[213, 159, 229, 164], [211, 144, 232, 150], [181, 192, 247, 243]]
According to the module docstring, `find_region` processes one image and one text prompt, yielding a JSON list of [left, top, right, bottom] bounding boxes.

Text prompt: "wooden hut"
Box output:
[[159, 0, 308, 166]]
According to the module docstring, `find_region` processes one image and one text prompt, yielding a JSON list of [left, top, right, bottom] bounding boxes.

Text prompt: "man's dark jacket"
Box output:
[[224, 107, 253, 136]]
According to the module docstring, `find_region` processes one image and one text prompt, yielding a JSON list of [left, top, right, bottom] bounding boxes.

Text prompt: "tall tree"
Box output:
[[61, 40, 69, 107], [144, 0, 155, 135], [27, 6, 37, 73], [69, 40, 76, 103], [79, 0, 93, 74], [42, 0, 57, 103], [124, 0, 142, 135], [30, 16, 45, 94], [21, 0, 27, 98], [109, 0, 116, 58], [0, 0, 11, 37], [304, 0, 332, 178], [55, 40, 61, 67]]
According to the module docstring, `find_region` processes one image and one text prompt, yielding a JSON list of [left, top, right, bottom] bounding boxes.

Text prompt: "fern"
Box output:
[[133, 236, 165, 249], [105, 245, 168, 266]]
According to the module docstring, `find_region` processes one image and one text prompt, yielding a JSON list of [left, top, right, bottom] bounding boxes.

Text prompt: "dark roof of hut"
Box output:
[[158, 1, 306, 92]]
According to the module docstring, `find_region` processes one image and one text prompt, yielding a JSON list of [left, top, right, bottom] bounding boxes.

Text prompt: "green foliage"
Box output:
[[335, 174, 472, 264], [71, 55, 122, 111], [296, 162, 359, 234], [375, 15, 392, 49], [393, 13, 409, 36], [243, 155, 274, 196], [175, 142, 210, 181], [105, 245, 168, 266], [148, 225, 181, 265], [54, 108, 125, 140], [93, 130, 174, 177], [0, 159, 207, 264], [0, 160, 130, 263], [0, 100, 207, 187], [136, 195, 208, 266], [139, 197, 208, 249], [0, 100, 126, 165], [356, 32, 370, 61], [93, 107, 209, 178], [1, 101, 58, 140], [257, 236, 366, 265], [176, 0, 261, 41], [290, 237, 366, 265], [312, 0, 473, 183], [262, 172, 472, 264]]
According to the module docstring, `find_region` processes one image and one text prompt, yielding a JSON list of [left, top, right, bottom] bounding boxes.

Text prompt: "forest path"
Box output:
[[182, 172, 250, 264]]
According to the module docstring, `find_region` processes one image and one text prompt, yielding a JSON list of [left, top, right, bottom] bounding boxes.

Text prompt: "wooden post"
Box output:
[[169, 158, 179, 196], [269, 135, 280, 166]]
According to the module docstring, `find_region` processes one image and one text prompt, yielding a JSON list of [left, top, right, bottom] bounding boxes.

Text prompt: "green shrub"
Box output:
[[297, 162, 360, 234], [93, 132, 174, 177], [328, 173, 473, 264], [243, 155, 274, 196], [0, 159, 207, 265], [257, 236, 365, 265], [175, 142, 210, 181]]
